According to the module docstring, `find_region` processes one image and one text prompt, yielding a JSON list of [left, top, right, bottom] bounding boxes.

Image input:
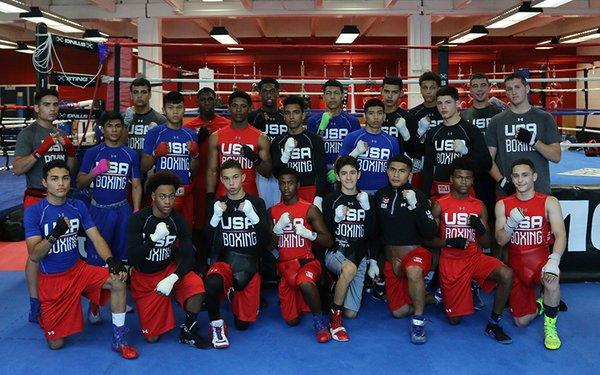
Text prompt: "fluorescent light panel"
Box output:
[[0, 38, 17, 49], [16, 41, 35, 54], [0, 0, 27, 13], [20, 7, 84, 33], [449, 25, 488, 44], [560, 28, 600, 44], [535, 37, 559, 49], [209, 26, 238, 45], [533, 0, 573, 7], [335, 25, 360, 44], [83, 29, 109, 42], [487, 2, 542, 29], [227, 47, 244, 50]]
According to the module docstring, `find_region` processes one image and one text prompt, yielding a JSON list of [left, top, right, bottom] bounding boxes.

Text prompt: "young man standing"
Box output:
[[77, 111, 142, 323], [142, 91, 200, 229], [204, 160, 269, 348], [373, 155, 438, 344], [340, 98, 401, 195], [307, 80, 361, 184], [206, 91, 272, 200], [322, 156, 375, 341], [122, 77, 167, 152], [486, 74, 562, 197], [429, 157, 513, 343], [271, 95, 327, 207], [14, 88, 77, 323], [127, 172, 210, 349], [23, 160, 137, 358], [495, 159, 566, 350], [270, 167, 334, 343], [380, 76, 419, 157], [422, 86, 491, 201]]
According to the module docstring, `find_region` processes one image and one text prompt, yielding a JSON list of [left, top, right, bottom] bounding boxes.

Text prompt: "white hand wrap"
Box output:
[[210, 201, 226, 227], [367, 259, 380, 279], [417, 117, 430, 138], [395, 117, 410, 141], [334, 205, 347, 223], [280, 137, 296, 164], [350, 141, 369, 157], [150, 222, 170, 242], [155, 273, 179, 296], [313, 196, 323, 212], [404, 190, 417, 210], [542, 253, 561, 277], [295, 223, 317, 241], [453, 139, 469, 156], [357, 192, 370, 211], [241, 199, 260, 225], [504, 207, 525, 234], [273, 212, 291, 236]]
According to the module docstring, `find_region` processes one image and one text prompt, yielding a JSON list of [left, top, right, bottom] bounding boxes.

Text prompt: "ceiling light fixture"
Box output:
[[448, 25, 488, 44], [560, 27, 600, 44], [82, 29, 109, 42], [0, 38, 17, 49], [335, 25, 360, 44], [20, 6, 84, 33], [487, 2, 542, 29], [532, 0, 573, 7], [209, 26, 238, 45], [535, 36, 559, 49], [15, 41, 35, 54], [0, 0, 27, 13]]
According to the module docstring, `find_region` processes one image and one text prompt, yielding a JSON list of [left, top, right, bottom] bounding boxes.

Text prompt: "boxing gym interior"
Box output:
[[0, 0, 599, 373]]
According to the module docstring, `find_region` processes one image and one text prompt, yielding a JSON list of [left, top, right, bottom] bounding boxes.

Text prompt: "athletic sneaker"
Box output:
[[471, 281, 484, 311], [313, 315, 332, 343], [370, 280, 387, 302], [410, 316, 427, 345], [329, 309, 349, 342], [180, 322, 211, 349], [209, 319, 230, 349], [536, 296, 544, 316], [28, 297, 40, 324], [111, 325, 139, 359], [485, 322, 513, 344], [544, 315, 561, 350], [434, 288, 443, 304], [87, 303, 103, 325]]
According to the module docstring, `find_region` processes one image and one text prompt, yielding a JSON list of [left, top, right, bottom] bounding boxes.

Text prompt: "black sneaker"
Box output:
[[485, 322, 513, 344], [180, 323, 212, 349]]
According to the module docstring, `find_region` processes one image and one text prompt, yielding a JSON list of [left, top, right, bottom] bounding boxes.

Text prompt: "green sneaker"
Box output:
[[543, 315, 561, 350], [536, 296, 544, 316]]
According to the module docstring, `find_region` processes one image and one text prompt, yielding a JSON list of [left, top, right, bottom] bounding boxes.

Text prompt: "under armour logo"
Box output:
[[518, 117, 524, 122], [413, 257, 423, 264], [305, 271, 314, 279], [141, 329, 149, 334], [47, 330, 55, 336], [459, 206, 466, 211]]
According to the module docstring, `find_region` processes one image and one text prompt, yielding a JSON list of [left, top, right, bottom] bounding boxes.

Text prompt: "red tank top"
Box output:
[[216, 125, 261, 197], [502, 192, 551, 254], [271, 199, 314, 262], [437, 194, 483, 257]]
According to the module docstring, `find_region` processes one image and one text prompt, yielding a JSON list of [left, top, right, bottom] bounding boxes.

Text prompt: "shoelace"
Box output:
[[214, 326, 224, 340]]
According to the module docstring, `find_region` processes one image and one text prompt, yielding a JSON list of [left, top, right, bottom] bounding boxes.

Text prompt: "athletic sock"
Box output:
[[332, 303, 343, 312], [184, 311, 198, 330], [490, 312, 501, 324], [112, 312, 126, 327], [543, 304, 558, 319]]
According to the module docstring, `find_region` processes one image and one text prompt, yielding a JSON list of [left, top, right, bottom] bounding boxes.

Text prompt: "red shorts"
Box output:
[[173, 184, 194, 230], [508, 247, 548, 318], [297, 185, 317, 203], [38, 260, 110, 340], [207, 262, 261, 322], [23, 189, 46, 209], [130, 263, 205, 339], [439, 251, 503, 318], [384, 247, 432, 312], [410, 171, 423, 190], [276, 258, 321, 322]]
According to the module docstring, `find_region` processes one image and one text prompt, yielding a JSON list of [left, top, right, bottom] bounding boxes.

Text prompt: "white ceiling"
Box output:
[[0, 0, 599, 43]]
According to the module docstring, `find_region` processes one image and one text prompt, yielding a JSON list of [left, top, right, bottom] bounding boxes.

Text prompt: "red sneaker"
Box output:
[[112, 325, 139, 359], [329, 309, 349, 342], [316, 327, 332, 343], [114, 344, 139, 360]]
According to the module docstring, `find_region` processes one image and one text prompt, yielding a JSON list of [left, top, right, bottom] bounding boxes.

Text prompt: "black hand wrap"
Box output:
[[497, 177, 516, 196], [241, 144, 261, 165], [516, 128, 534, 145], [445, 237, 468, 250], [106, 257, 127, 275], [47, 217, 70, 244], [468, 215, 486, 235], [197, 127, 210, 143], [206, 192, 216, 203]]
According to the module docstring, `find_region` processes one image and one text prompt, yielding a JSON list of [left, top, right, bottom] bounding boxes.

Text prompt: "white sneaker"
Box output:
[[209, 319, 229, 349]]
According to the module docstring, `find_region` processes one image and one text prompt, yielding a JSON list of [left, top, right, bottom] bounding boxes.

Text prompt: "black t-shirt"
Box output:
[[271, 130, 327, 197], [373, 184, 437, 246], [206, 194, 269, 262], [249, 108, 287, 141], [127, 207, 195, 278], [322, 191, 376, 264], [383, 108, 420, 159]]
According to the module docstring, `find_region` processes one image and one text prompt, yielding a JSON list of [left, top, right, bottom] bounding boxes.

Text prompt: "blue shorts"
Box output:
[[325, 250, 367, 313], [86, 200, 132, 265]]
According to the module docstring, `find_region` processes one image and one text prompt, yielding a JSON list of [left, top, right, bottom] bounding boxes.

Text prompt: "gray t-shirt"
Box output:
[[124, 108, 167, 152], [485, 107, 561, 194], [461, 105, 501, 134], [14, 122, 69, 190]]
